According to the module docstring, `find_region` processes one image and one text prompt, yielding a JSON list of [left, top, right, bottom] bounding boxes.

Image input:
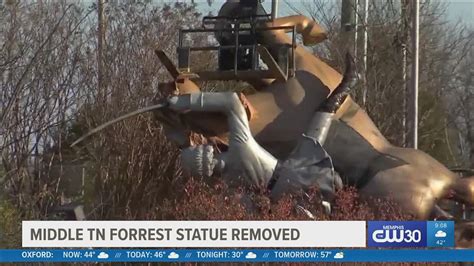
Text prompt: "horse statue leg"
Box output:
[[324, 97, 457, 219], [449, 176, 474, 206]]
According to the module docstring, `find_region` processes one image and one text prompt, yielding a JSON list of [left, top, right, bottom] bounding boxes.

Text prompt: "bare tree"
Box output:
[[0, 1, 207, 244], [446, 30, 474, 168], [1, 1, 94, 216]]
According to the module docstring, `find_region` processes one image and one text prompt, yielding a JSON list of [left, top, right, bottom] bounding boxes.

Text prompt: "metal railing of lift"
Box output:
[[178, 25, 296, 76], [202, 14, 272, 28]]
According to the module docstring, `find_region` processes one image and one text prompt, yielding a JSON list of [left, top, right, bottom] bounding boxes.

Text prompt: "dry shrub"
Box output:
[[331, 187, 413, 221], [155, 177, 411, 221], [73, 112, 184, 220], [156, 179, 462, 266], [154, 180, 448, 266]]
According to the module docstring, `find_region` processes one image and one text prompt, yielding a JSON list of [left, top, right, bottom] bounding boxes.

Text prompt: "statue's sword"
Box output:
[[70, 102, 169, 147]]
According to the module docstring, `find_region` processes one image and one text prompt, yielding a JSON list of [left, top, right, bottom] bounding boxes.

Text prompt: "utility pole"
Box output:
[[361, 0, 368, 106], [97, 0, 105, 104], [341, 0, 356, 32], [407, 0, 419, 149], [341, 0, 357, 59], [353, 0, 359, 59], [401, 0, 409, 147]]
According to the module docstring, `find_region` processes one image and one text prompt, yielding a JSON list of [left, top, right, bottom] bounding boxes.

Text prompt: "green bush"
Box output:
[[0, 199, 21, 248]]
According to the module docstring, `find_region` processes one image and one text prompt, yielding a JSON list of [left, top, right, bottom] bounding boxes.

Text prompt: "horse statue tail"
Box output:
[[321, 53, 358, 113]]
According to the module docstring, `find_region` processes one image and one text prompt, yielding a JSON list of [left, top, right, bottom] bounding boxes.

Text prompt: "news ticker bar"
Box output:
[[1, 249, 474, 262]]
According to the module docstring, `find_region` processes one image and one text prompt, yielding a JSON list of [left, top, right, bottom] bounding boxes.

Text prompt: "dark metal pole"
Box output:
[[234, 22, 239, 75], [271, 0, 279, 20]]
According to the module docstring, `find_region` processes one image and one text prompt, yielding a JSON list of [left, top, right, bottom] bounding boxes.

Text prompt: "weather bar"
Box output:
[[1, 249, 473, 262]]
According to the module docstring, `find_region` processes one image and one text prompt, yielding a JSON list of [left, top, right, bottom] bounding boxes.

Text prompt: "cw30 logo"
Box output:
[[367, 221, 427, 247]]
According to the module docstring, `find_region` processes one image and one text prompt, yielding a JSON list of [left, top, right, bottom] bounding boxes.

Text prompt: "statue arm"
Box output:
[[168, 92, 251, 143]]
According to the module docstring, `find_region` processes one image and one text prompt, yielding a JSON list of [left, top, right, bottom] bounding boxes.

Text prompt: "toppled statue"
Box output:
[[151, 6, 473, 219], [73, 1, 474, 220], [71, 53, 354, 213], [167, 54, 356, 208]]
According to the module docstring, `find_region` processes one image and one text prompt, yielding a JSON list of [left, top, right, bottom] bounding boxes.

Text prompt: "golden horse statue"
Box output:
[[151, 3, 474, 220]]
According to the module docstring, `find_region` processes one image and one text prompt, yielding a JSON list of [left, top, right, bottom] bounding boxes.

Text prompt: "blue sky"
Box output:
[[446, 0, 473, 26], [185, 0, 474, 27]]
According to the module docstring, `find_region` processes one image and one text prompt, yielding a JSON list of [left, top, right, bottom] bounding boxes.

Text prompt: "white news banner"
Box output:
[[22, 220, 366, 247]]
